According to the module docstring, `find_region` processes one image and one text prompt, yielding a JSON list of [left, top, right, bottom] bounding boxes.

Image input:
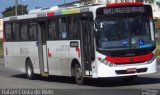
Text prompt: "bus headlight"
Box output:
[[148, 56, 156, 64], [97, 57, 114, 67]]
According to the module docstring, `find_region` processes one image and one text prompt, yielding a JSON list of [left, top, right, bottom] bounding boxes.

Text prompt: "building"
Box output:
[[0, 19, 3, 39]]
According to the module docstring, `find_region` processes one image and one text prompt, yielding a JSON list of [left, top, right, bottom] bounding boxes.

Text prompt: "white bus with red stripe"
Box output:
[[3, 2, 157, 85]]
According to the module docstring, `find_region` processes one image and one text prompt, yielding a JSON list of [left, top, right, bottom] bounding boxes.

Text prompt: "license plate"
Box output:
[[127, 68, 137, 73]]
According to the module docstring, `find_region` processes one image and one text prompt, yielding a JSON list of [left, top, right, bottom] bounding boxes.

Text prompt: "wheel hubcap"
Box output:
[[27, 66, 32, 77], [76, 67, 82, 80]]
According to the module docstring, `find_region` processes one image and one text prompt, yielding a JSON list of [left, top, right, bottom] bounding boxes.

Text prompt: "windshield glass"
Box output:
[[96, 18, 154, 50], [129, 18, 152, 49]]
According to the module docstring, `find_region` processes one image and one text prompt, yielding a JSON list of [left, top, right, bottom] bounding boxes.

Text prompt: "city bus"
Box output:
[[3, 2, 157, 85]]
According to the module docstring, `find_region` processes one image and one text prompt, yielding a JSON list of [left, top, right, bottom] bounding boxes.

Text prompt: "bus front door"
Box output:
[[80, 16, 95, 76], [37, 21, 49, 77]]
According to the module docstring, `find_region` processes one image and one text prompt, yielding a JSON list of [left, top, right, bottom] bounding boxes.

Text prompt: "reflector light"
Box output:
[[76, 47, 80, 58], [48, 48, 52, 57]]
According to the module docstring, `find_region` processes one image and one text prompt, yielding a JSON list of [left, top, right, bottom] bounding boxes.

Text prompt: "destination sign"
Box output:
[[103, 6, 145, 14]]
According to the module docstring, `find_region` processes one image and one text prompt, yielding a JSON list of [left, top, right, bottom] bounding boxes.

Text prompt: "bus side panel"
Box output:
[[5, 42, 40, 74], [47, 41, 58, 75], [47, 40, 80, 76], [12, 42, 25, 72], [68, 40, 81, 65], [28, 42, 40, 74], [4, 42, 15, 70], [68, 40, 82, 73]]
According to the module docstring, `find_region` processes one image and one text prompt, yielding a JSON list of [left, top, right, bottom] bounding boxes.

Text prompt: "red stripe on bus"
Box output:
[[48, 48, 52, 57], [105, 53, 154, 64], [76, 47, 80, 58], [47, 12, 54, 17], [106, 2, 144, 7]]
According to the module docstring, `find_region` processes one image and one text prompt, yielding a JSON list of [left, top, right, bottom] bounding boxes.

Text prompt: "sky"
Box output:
[[0, 0, 79, 17]]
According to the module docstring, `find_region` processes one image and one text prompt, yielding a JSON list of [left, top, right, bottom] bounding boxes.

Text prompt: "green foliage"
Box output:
[[80, 0, 92, 2], [156, 46, 160, 58], [156, 38, 160, 58], [0, 39, 2, 49], [2, 4, 28, 17], [80, 0, 94, 5], [0, 39, 3, 56], [156, 0, 160, 7]]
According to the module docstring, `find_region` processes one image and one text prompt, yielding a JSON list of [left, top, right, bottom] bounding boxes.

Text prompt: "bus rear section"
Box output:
[[92, 2, 157, 79]]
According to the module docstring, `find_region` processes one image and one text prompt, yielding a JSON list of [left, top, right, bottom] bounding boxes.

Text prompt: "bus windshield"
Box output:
[[95, 17, 154, 50]]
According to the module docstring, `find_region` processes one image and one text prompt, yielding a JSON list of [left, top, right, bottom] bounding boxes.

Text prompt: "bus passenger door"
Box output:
[[79, 13, 95, 76], [37, 21, 49, 76]]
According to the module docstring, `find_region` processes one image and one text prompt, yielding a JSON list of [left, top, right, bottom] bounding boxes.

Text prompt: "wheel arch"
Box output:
[[25, 57, 33, 69], [71, 58, 80, 76]]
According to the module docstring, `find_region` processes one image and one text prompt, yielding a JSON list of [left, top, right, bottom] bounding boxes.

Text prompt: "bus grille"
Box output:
[[115, 68, 147, 74], [114, 61, 146, 65]]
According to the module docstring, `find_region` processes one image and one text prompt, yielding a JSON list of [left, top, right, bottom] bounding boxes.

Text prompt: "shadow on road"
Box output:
[[11, 74, 160, 87], [84, 77, 160, 87]]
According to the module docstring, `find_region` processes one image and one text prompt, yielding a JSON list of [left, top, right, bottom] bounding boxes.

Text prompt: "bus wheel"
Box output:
[[121, 75, 137, 83], [25, 59, 34, 80], [74, 64, 84, 85]]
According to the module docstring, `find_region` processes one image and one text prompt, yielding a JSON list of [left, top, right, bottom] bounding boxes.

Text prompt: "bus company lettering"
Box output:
[[56, 45, 70, 51], [104, 7, 145, 14], [20, 47, 29, 54]]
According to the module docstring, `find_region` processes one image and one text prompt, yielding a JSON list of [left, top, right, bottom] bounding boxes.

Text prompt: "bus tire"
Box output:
[[121, 75, 137, 83], [74, 64, 84, 85], [25, 59, 34, 80]]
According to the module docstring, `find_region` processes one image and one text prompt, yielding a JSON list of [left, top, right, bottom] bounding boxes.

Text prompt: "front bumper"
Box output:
[[96, 58, 157, 78]]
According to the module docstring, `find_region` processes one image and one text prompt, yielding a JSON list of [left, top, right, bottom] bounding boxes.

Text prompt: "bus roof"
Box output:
[[3, 5, 99, 22], [3, 2, 149, 22]]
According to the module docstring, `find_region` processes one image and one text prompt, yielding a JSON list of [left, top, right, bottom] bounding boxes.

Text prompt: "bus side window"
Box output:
[[48, 18, 57, 40], [58, 17, 68, 39], [29, 21, 37, 41], [68, 16, 78, 39], [73, 16, 79, 39], [68, 17, 73, 38], [20, 21, 29, 41], [13, 22, 20, 41], [5, 23, 12, 41]]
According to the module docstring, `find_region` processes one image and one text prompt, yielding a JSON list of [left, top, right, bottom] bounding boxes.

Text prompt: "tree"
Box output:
[[156, 0, 160, 7], [2, 4, 28, 17], [80, 0, 94, 5], [81, 0, 93, 2]]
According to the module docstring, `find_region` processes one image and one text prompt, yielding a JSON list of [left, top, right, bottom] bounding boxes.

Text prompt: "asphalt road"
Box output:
[[0, 58, 160, 95]]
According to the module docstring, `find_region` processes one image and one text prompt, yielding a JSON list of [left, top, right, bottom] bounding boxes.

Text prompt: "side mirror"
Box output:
[[93, 21, 99, 37]]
